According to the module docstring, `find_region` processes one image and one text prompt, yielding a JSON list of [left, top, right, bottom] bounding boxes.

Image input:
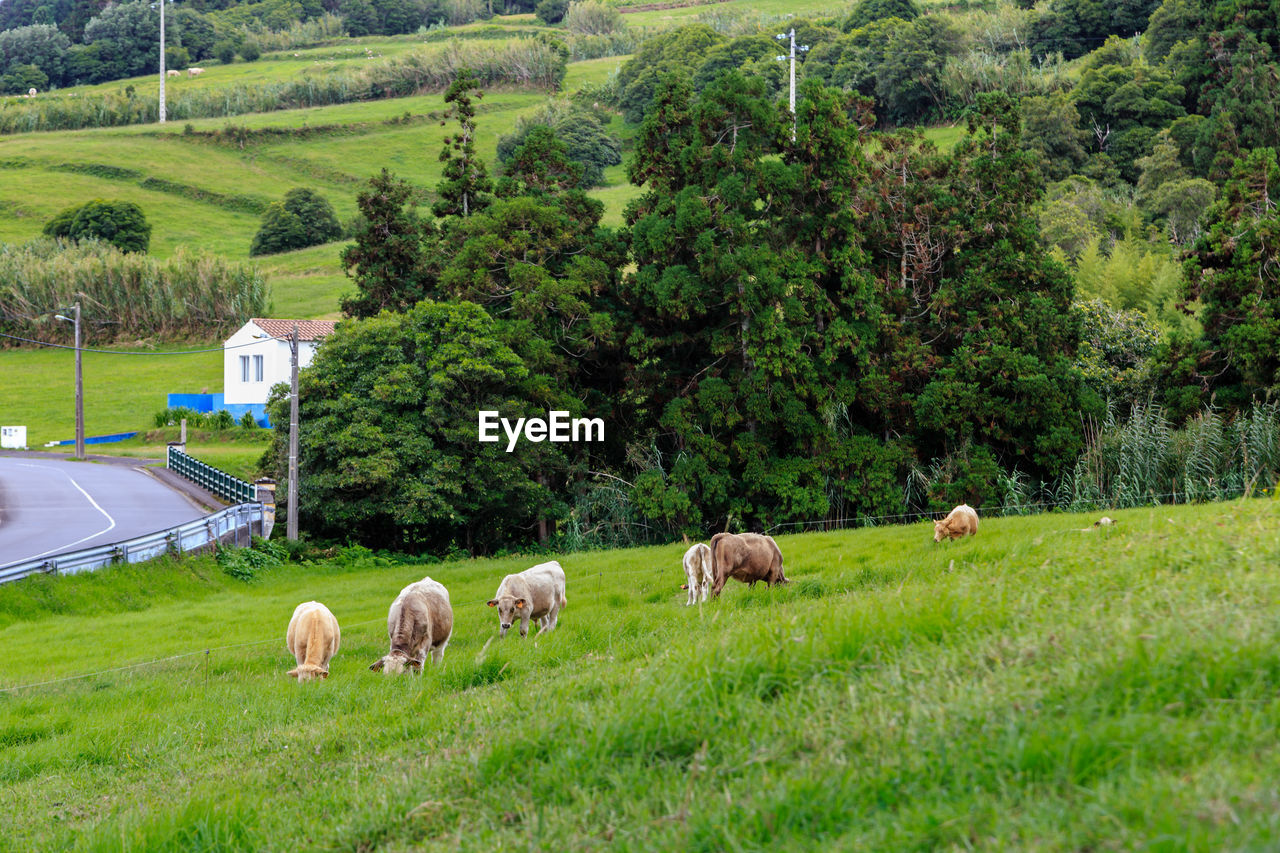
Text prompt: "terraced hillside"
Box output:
[[2, 499, 1278, 849]]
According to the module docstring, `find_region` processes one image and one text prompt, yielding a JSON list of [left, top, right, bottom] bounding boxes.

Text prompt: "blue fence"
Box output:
[[44, 431, 138, 447]]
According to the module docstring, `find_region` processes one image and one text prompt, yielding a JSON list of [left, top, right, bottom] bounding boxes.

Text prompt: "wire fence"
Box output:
[[0, 562, 681, 695]]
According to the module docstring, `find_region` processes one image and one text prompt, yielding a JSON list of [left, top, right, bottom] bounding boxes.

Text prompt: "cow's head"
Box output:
[[369, 651, 422, 675], [487, 596, 526, 637]]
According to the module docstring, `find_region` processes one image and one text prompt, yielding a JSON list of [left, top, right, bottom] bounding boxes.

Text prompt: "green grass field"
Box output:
[[1, 498, 1278, 849]]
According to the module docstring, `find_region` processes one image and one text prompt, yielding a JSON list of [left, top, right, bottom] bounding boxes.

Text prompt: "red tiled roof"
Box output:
[[250, 318, 338, 341]]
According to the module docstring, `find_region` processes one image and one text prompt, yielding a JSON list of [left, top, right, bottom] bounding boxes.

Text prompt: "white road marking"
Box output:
[[8, 462, 117, 562]]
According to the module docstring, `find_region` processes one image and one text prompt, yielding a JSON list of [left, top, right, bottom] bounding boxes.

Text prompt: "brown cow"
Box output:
[[708, 532, 788, 597], [933, 504, 979, 542]]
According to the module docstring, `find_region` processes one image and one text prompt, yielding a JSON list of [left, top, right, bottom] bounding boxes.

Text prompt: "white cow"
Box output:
[[682, 542, 713, 605], [285, 601, 340, 682], [488, 560, 566, 638], [167, 69, 181, 78], [369, 577, 453, 674], [28, 87, 37, 96], [187, 67, 205, 77]]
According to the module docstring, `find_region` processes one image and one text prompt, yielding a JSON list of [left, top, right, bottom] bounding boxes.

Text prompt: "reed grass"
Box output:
[[0, 238, 268, 345]]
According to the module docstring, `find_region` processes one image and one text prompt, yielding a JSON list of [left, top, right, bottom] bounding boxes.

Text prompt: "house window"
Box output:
[[253, 354, 264, 382], [240, 355, 250, 382]]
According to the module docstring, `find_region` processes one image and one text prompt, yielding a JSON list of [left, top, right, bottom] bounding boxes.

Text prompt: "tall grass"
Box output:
[[0, 238, 268, 345], [1067, 400, 1280, 509], [0, 39, 567, 135], [238, 13, 348, 51]]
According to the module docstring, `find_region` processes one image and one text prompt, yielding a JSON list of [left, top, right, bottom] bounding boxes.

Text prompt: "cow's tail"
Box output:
[[708, 533, 728, 594]]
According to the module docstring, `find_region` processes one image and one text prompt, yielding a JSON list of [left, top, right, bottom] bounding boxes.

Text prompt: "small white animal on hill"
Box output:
[[187, 67, 204, 77], [933, 504, 979, 542], [285, 601, 340, 682], [28, 87, 37, 96], [369, 577, 453, 674], [682, 542, 713, 605], [488, 560, 566, 638]]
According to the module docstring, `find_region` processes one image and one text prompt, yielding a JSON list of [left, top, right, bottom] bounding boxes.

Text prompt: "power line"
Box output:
[[0, 330, 291, 355]]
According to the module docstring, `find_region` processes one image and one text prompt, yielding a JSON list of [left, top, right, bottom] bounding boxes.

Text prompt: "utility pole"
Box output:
[[56, 303, 84, 460], [158, 0, 166, 123], [775, 28, 809, 143], [73, 302, 83, 460], [287, 324, 299, 540]]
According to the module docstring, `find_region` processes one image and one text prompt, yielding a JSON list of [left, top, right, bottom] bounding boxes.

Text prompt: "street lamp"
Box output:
[[54, 303, 84, 461], [775, 28, 809, 142]]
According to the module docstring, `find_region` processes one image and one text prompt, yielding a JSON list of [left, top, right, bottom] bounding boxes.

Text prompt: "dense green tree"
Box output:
[[495, 125, 585, 196], [43, 198, 151, 253], [0, 63, 48, 94], [83, 1, 160, 81], [433, 70, 493, 218], [534, 0, 568, 24], [341, 169, 438, 318], [843, 0, 919, 31], [339, 0, 377, 35], [1021, 92, 1089, 180], [1162, 148, 1280, 414], [495, 101, 622, 188], [616, 24, 725, 124], [1030, 0, 1159, 60], [874, 15, 960, 124], [0, 24, 70, 87], [264, 300, 563, 553], [249, 188, 342, 256], [1074, 298, 1160, 407], [1073, 54, 1186, 182]]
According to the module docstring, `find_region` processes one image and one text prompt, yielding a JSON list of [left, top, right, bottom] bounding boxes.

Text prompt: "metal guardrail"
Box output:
[[0, 502, 264, 585], [167, 445, 256, 503]]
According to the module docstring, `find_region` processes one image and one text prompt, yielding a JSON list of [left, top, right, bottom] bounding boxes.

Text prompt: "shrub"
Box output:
[[240, 412, 258, 429], [563, 0, 623, 36], [249, 188, 342, 256], [215, 40, 237, 64], [209, 409, 236, 431], [42, 199, 151, 253], [496, 100, 622, 187], [239, 38, 261, 62], [536, 0, 570, 24]]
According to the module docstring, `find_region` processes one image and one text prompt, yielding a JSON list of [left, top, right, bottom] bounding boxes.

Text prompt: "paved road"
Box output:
[[0, 456, 208, 565]]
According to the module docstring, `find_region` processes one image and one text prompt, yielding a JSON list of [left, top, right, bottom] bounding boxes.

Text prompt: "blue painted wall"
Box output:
[[166, 394, 272, 428]]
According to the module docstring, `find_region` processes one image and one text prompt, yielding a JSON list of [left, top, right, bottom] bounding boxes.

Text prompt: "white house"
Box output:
[[224, 318, 337, 406]]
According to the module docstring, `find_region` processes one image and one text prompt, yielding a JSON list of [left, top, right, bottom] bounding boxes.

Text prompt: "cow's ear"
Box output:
[[408, 659, 423, 672], [515, 599, 526, 610], [369, 659, 384, 672], [319, 670, 329, 679], [287, 668, 299, 679], [487, 599, 498, 607]]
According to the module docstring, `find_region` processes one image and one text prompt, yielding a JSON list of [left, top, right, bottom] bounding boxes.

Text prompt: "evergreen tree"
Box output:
[[433, 70, 493, 219]]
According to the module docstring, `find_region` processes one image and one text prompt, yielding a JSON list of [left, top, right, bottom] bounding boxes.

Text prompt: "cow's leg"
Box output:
[[520, 613, 531, 638], [710, 570, 727, 598], [431, 641, 447, 665]]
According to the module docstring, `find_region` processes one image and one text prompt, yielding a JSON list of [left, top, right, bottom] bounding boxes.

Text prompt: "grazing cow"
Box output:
[[708, 533, 788, 598], [682, 542, 713, 605], [369, 577, 453, 674], [188, 67, 204, 77], [285, 601, 340, 682], [1094, 516, 1115, 527], [488, 560, 566, 638], [166, 69, 181, 78], [934, 504, 979, 542], [28, 88, 37, 96]]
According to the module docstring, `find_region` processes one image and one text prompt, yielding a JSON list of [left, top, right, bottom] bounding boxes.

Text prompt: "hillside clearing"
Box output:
[[1, 499, 1278, 849]]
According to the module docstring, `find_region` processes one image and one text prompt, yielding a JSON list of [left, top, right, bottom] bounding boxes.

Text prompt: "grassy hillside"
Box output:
[[2, 499, 1278, 849]]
